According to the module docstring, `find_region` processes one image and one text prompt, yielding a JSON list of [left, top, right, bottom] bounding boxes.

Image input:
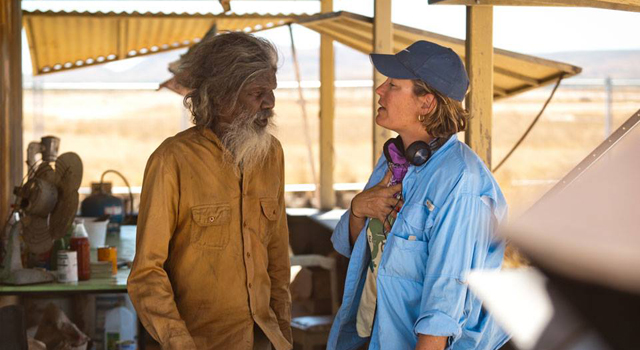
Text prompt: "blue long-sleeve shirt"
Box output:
[[327, 135, 510, 350]]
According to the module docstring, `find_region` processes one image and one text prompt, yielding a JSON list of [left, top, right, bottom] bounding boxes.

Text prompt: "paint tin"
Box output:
[[98, 246, 118, 275], [57, 250, 78, 283], [116, 340, 136, 350]]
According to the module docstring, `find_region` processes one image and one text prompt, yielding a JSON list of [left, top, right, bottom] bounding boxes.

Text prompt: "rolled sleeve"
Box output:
[[414, 309, 461, 338], [415, 191, 496, 340], [330, 210, 356, 258]]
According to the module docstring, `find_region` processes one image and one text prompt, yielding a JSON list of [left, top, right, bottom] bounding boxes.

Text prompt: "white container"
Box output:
[[78, 217, 109, 249], [104, 306, 136, 350], [57, 250, 78, 283]]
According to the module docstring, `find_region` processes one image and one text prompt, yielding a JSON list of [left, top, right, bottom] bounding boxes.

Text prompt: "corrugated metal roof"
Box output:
[[299, 12, 582, 100], [429, 0, 640, 12], [23, 10, 581, 99], [22, 10, 308, 75]]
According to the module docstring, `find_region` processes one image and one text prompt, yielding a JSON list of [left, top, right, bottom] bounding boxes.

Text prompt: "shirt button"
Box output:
[[248, 283, 252, 289]]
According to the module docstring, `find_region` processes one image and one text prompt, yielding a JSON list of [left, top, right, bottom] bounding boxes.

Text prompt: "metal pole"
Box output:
[[605, 76, 613, 138], [288, 24, 319, 206]]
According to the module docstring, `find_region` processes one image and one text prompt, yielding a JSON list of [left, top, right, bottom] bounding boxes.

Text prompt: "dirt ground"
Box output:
[[21, 85, 640, 217]]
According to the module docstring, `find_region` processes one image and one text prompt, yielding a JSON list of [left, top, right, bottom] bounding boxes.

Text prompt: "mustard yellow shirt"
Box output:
[[127, 126, 292, 350]]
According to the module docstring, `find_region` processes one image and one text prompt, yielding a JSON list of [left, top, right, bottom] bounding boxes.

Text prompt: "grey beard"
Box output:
[[220, 109, 274, 175]]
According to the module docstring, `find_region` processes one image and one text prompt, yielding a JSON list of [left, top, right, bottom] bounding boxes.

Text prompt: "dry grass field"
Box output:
[[21, 84, 640, 217]]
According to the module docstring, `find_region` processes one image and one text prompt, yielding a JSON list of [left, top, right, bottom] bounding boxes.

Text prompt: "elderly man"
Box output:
[[127, 32, 292, 350]]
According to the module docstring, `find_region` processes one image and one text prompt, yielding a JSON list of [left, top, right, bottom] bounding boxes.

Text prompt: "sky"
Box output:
[[20, 0, 640, 74]]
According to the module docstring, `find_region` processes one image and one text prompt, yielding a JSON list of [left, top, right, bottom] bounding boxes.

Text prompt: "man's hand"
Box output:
[[415, 334, 447, 350], [349, 170, 403, 245]]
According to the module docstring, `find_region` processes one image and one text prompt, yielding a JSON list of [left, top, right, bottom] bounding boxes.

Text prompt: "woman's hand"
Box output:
[[352, 170, 403, 223], [349, 170, 403, 245]]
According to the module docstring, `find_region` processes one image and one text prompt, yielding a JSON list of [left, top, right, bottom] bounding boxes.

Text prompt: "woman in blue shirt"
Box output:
[[327, 41, 510, 350]]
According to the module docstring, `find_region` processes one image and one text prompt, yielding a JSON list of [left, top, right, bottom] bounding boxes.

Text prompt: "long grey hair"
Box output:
[[176, 32, 278, 128]]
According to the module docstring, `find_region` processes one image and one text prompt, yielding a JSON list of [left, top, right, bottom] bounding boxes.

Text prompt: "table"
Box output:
[[286, 208, 344, 231], [0, 269, 129, 295], [0, 225, 142, 349], [0, 225, 136, 295]]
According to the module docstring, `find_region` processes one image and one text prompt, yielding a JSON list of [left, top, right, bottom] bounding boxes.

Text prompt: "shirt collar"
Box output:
[[414, 134, 457, 173], [198, 125, 224, 150]]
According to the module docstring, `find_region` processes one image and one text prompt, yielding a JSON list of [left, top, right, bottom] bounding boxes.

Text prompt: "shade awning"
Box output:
[[299, 11, 581, 100], [22, 10, 308, 75], [23, 10, 581, 100], [429, 0, 640, 12]]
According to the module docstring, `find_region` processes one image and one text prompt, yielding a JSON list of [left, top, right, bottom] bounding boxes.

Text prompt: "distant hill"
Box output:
[[539, 50, 640, 79], [24, 47, 640, 84]]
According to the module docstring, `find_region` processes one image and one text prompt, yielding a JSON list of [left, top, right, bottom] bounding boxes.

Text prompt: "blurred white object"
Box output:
[[78, 217, 109, 248], [467, 268, 553, 350], [503, 109, 640, 294], [104, 306, 136, 350]]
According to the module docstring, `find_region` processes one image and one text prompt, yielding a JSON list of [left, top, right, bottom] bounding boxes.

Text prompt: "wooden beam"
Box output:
[[288, 24, 318, 211], [494, 66, 539, 86], [23, 17, 39, 75], [465, 6, 493, 168], [429, 0, 640, 12], [319, 0, 335, 209], [312, 21, 371, 53], [493, 86, 508, 97], [499, 71, 567, 101], [1, 0, 23, 223], [373, 0, 392, 167]]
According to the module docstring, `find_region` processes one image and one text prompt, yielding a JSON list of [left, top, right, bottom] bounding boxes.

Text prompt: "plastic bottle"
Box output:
[[104, 305, 136, 350], [70, 219, 91, 281]]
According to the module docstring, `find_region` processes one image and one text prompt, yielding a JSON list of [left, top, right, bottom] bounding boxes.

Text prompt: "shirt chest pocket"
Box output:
[[259, 198, 279, 244], [397, 200, 438, 239], [190, 203, 231, 250]]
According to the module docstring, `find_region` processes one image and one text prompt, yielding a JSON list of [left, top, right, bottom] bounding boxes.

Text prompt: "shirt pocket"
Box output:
[[397, 200, 438, 239], [190, 203, 231, 250], [259, 198, 279, 244], [380, 234, 428, 283]]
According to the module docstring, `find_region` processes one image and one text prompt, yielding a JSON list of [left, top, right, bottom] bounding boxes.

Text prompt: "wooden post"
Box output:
[[1, 0, 23, 222], [465, 6, 493, 168], [372, 0, 392, 167], [288, 25, 319, 204], [319, 0, 335, 209]]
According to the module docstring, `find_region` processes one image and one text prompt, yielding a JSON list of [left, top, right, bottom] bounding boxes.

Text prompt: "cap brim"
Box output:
[[370, 53, 416, 80]]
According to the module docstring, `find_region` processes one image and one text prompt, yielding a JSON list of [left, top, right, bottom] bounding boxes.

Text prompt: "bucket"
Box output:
[[78, 217, 109, 248]]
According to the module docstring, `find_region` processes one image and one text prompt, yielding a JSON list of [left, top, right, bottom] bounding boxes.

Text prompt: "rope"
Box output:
[[493, 74, 565, 173]]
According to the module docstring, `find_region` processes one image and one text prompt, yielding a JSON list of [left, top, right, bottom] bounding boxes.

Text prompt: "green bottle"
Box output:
[[49, 224, 72, 271]]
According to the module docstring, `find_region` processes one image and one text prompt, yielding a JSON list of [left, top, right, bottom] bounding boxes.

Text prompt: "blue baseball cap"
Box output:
[[370, 41, 469, 102]]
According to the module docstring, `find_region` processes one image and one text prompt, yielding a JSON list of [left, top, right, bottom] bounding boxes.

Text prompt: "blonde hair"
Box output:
[[412, 79, 469, 138]]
